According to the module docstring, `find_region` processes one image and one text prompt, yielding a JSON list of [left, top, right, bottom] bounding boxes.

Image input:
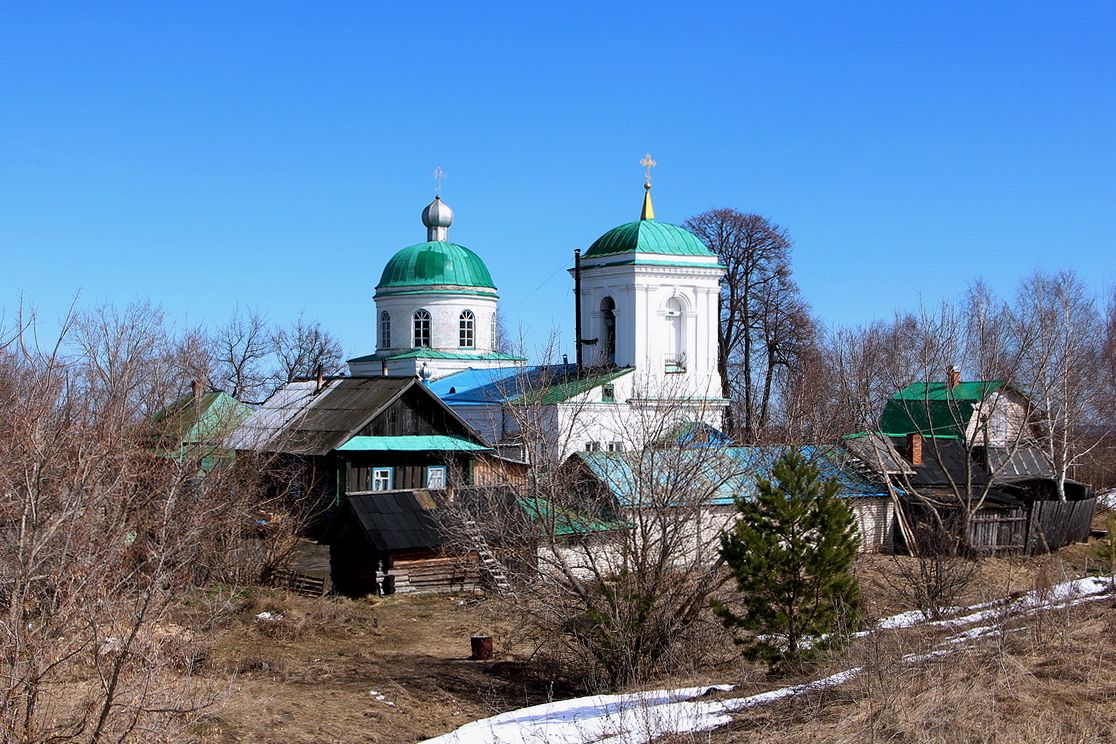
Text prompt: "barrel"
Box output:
[[470, 634, 493, 660]]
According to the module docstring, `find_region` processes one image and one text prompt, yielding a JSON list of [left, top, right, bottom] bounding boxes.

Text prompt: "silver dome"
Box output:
[[421, 196, 454, 229]]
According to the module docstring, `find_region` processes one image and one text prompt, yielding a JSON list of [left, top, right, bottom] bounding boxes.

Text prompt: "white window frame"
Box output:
[[426, 465, 447, 490], [413, 309, 431, 348], [379, 311, 391, 348], [371, 467, 394, 491], [459, 309, 475, 348]]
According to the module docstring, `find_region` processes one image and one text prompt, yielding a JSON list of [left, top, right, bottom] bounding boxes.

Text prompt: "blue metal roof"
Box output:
[[430, 364, 634, 406], [575, 446, 892, 508]]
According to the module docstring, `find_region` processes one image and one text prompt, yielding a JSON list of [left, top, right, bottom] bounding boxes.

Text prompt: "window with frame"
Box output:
[[599, 296, 616, 366], [601, 384, 616, 403], [606, 441, 625, 453], [413, 309, 431, 348], [459, 309, 475, 348], [379, 311, 391, 348], [425, 465, 447, 489], [371, 467, 393, 491], [585, 441, 601, 452]]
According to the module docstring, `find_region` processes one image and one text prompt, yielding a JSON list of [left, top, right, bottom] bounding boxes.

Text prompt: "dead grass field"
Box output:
[[164, 539, 1116, 743]]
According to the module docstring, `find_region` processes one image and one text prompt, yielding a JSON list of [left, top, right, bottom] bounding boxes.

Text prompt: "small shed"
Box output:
[[326, 490, 478, 597]]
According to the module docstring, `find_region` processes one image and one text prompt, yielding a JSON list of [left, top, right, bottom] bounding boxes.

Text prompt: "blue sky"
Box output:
[[2, 2, 1114, 361]]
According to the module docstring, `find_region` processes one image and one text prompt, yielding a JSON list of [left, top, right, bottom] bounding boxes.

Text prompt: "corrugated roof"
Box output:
[[345, 491, 444, 552], [574, 445, 890, 508], [337, 435, 492, 452], [225, 377, 414, 455], [986, 447, 1054, 479]]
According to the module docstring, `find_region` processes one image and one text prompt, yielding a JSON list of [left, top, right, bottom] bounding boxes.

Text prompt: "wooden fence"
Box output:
[[1026, 496, 1097, 555], [969, 509, 1027, 554]]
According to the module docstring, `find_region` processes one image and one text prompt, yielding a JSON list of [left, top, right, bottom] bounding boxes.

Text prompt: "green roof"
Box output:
[[348, 349, 526, 364], [520, 367, 634, 405], [377, 241, 496, 291], [337, 435, 492, 452], [584, 220, 715, 258], [149, 390, 254, 447], [517, 496, 621, 536], [879, 380, 1007, 438]]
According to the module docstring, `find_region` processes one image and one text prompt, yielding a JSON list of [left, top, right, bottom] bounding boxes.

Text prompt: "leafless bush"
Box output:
[[0, 303, 316, 742], [888, 524, 978, 620]]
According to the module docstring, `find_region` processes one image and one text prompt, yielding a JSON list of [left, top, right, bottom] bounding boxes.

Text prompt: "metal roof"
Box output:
[[431, 364, 635, 406], [225, 377, 414, 455], [348, 349, 525, 364], [377, 241, 496, 291], [584, 220, 715, 258], [337, 435, 492, 452], [986, 447, 1055, 479], [574, 445, 890, 508], [880, 380, 1009, 438]]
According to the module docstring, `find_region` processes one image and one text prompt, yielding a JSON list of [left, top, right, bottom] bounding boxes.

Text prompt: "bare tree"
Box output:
[[208, 306, 271, 402], [270, 315, 345, 388], [684, 209, 813, 442], [1013, 270, 1108, 500], [0, 302, 315, 742], [444, 357, 743, 688]]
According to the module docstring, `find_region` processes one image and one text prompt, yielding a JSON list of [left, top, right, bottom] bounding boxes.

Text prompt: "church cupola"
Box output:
[[421, 195, 454, 241]]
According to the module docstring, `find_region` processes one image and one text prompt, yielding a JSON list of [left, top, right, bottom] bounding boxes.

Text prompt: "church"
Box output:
[[348, 162, 729, 460]]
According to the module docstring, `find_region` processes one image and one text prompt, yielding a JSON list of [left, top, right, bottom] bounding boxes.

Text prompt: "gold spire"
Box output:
[[639, 152, 656, 220]]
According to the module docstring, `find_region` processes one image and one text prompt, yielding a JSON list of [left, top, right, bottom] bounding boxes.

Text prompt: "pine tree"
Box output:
[[715, 448, 860, 669]]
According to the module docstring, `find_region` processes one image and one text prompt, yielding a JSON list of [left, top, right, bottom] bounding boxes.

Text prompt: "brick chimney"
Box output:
[[190, 379, 201, 402], [947, 365, 961, 389], [907, 432, 923, 466]]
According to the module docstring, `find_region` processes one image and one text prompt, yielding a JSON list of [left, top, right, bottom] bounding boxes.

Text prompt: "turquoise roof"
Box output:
[[377, 241, 496, 291], [584, 220, 715, 258], [337, 435, 491, 452], [348, 349, 525, 364]]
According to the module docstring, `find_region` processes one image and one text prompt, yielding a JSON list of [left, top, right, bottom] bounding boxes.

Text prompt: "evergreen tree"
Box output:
[[715, 448, 860, 669]]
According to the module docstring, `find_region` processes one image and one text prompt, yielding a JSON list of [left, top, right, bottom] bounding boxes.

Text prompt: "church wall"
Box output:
[[574, 257, 725, 405], [375, 291, 498, 355]]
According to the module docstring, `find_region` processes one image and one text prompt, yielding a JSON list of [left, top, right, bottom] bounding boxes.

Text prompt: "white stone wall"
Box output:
[[374, 290, 498, 355], [574, 253, 725, 404], [850, 498, 895, 553]]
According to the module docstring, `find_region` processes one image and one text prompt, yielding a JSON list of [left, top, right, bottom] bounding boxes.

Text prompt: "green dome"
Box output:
[[377, 241, 496, 291], [584, 219, 714, 258]]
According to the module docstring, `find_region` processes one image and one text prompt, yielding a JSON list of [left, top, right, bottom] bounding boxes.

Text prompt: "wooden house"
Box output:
[[226, 375, 506, 595], [146, 382, 255, 472]]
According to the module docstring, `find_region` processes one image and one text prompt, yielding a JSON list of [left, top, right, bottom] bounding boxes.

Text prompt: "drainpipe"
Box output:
[[574, 249, 583, 373]]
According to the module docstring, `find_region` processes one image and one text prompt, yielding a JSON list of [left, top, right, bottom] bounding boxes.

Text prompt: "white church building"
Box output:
[[348, 174, 729, 461]]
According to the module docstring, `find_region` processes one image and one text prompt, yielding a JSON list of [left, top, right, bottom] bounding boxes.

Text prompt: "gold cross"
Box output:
[[433, 166, 446, 196], [640, 153, 657, 186]]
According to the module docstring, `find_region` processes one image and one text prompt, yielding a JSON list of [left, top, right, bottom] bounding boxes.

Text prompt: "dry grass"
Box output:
[[709, 555, 1116, 743], [127, 542, 1116, 743]]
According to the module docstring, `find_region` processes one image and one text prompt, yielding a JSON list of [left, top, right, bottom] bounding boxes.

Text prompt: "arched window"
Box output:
[[379, 311, 391, 348], [665, 297, 683, 360], [413, 309, 431, 348], [599, 296, 616, 366], [459, 310, 475, 348]]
